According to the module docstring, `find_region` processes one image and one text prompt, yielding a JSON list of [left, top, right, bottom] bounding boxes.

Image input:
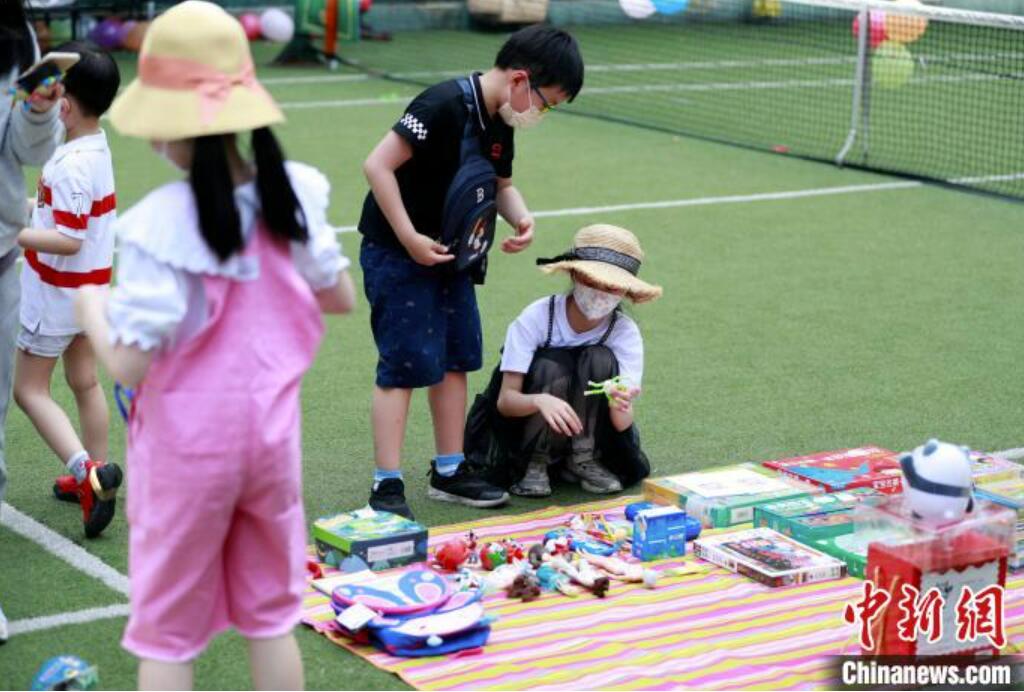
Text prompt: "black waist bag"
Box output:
[[440, 78, 498, 277]]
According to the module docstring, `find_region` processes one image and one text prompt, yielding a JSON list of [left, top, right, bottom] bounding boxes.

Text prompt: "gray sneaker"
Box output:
[[510, 459, 552, 497], [566, 457, 622, 494]]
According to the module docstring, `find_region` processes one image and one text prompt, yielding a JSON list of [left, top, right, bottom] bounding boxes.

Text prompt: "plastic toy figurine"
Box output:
[[434, 537, 471, 572], [536, 563, 580, 597], [579, 552, 659, 588], [501, 538, 526, 562], [549, 555, 610, 598], [900, 439, 975, 522], [478, 542, 508, 570], [506, 572, 542, 602], [584, 375, 633, 403]]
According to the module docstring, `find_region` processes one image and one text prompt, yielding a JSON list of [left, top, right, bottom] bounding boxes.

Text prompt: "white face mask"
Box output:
[[498, 80, 546, 129], [573, 283, 622, 320]]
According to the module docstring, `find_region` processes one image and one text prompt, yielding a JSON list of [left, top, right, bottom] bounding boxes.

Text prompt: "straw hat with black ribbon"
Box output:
[[536, 224, 663, 303], [108, 0, 283, 140]]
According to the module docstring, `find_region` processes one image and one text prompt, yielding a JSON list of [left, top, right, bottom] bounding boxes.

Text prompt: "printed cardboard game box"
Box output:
[[762, 446, 903, 494], [694, 527, 846, 587], [976, 476, 1024, 570], [754, 487, 887, 542], [313, 508, 429, 570], [970, 451, 1023, 485], [643, 463, 822, 528]]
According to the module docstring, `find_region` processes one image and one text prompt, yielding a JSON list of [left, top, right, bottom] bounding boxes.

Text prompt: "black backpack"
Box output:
[[440, 77, 498, 276]]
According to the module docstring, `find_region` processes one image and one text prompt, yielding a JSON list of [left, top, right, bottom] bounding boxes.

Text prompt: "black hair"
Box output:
[[191, 128, 308, 262], [495, 25, 584, 102], [55, 39, 120, 118], [1, 1, 34, 75]]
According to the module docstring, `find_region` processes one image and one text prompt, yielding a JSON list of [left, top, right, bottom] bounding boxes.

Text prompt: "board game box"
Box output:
[[313, 508, 429, 570], [643, 464, 822, 528], [975, 476, 1024, 570], [693, 527, 847, 587], [761, 446, 902, 494], [753, 487, 886, 541], [970, 451, 1023, 485]]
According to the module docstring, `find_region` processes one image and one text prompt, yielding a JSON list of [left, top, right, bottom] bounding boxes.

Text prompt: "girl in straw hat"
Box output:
[[466, 224, 660, 497], [74, 2, 355, 687]]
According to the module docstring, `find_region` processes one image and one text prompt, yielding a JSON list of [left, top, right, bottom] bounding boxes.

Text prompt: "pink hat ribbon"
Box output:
[[138, 53, 273, 127]]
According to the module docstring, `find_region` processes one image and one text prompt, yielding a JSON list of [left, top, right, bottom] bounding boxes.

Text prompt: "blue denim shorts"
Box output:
[[360, 239, 482, 388]]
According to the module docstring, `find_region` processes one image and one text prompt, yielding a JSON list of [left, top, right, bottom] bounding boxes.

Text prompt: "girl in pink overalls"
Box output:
[[75, 2, 356, 688]]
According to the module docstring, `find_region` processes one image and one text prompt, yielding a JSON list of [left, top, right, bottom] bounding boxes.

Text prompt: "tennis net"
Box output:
[[346, 0, 1024, 199]]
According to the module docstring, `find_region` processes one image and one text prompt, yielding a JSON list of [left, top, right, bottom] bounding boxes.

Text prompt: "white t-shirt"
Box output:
[[500, 294, 644, 386], [106, 161, 348, 352], [20, 130, 116, 336]]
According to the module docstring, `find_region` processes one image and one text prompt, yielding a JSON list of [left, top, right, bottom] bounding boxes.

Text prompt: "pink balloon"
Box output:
[[239, 12, 261, 41], [852, 11, 888, 50]]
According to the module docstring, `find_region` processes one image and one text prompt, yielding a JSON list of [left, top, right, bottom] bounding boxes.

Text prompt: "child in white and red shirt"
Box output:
[[13, 40, 121, 539]]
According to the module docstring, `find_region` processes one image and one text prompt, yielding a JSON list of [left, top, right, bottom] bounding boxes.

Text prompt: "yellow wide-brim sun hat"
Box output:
[[537, 224, 663, 303], [109, 0, 283, 140]]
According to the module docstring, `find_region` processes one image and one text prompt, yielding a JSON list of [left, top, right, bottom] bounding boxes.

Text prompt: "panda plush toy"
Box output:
[[900, 439, 975, 523]]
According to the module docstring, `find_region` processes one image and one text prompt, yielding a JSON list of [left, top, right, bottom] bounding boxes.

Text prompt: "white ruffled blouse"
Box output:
[[107, 162, 349, 352]]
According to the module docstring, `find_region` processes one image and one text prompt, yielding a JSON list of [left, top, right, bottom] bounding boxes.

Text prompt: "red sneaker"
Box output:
[[53, 474, 80, 504], [77, 461, 123, 539]]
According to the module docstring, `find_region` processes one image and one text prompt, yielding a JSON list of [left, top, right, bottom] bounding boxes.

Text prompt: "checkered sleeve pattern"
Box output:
[[398, 113, 429, 143]]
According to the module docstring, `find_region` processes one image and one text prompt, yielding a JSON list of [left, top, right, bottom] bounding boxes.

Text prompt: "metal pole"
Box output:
[[835, 2, 870, 166]]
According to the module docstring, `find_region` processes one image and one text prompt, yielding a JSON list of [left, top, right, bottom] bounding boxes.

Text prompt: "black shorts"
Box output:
[[360, 239, 482, 388]]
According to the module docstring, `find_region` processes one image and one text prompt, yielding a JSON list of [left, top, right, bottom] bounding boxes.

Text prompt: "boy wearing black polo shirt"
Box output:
[[360, 25, 584, 519]]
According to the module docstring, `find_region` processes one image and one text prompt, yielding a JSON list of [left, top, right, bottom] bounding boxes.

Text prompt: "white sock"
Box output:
[[66, 450, 89, 483]]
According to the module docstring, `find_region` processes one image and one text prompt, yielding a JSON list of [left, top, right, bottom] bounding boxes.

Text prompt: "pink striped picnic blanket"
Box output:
[[302, 497, 1024, 690]]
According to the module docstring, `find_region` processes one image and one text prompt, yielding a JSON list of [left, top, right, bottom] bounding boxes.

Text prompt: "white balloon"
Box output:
[[619, 0, 657, 20], [260, 8, 295, 43]]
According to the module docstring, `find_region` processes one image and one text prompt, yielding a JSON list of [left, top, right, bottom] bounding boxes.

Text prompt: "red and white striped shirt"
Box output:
[[20, 129, 116, 336]]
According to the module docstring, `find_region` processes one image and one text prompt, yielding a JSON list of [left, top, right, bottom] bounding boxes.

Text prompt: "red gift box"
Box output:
[[858, 499, 1014, 658]]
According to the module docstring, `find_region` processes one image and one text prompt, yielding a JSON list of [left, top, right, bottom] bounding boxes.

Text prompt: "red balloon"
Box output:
[[360, 0, 373, 13], [852, 10, 888, 50], [238, 12, 261, 41]]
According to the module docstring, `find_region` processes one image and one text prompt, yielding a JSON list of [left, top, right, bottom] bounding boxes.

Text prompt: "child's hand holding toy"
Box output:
[[25, 80, 64, 113], [585, 376, 641, 413]]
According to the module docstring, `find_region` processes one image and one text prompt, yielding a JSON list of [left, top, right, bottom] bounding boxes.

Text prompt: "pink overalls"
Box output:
[[121, 225, 324, 663]]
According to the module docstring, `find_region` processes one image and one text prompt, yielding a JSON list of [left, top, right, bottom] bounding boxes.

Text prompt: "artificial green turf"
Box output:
[[0, 527, 124, 622], [2, 33, 1024, 690]]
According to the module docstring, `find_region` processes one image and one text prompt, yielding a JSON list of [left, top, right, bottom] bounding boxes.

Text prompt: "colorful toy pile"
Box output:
[[306, 440, 1020, 663], [426, 510, 680, 601]]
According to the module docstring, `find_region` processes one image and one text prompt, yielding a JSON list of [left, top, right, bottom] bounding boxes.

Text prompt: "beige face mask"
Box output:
[[573, 282, 622, 319], [498, 79, 546, 129]]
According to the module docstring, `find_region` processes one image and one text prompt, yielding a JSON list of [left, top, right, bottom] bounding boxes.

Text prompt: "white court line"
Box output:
[[273, 70, 1014, 111], [8, 604, 130, 636], [280, 95, 408, 110], [259, 51, 1024, 87], [994, 447, 1024, 460], [0, 502, 129, 596], [333, 180, 922, 232]]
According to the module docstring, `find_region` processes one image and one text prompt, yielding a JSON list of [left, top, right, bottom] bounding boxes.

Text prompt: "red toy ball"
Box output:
[[239, 12, 262, 41], [433, 539, 469, 572]]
